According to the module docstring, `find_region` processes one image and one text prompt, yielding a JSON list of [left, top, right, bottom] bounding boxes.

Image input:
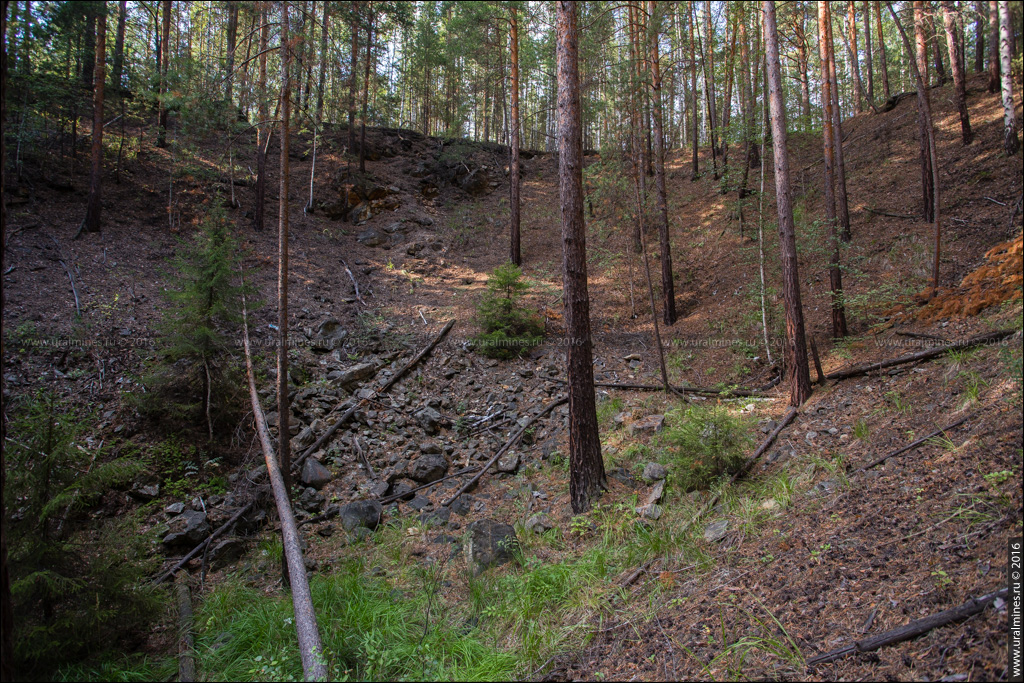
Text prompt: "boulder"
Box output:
[[314, 319, 348, 350], [642, 462, 667, 483], [357, 228, 388, 248], [644, 480, 665, 506], [629, 414, 665, 435], [449, 494, 474, 516], [495, 452, 520, 474], [524, 513, 554, 534], [338, 500, 382, 532], [129, 483, 160, 502], [297, 487, 326, 513], [387, 479, 415, 501], [409, 453, 448, 483], [419, 506, 451, 528], [300, 458, 333, 489], [329, 362, 377, 389], [208, 537, 247, 569], [703, 519, 729, 543], [635, 503, 663, 520], [459, 167, 493, 196], [414, 407, 443, 435], [162, 510, 210, 547], [466, 519, 519, 573]]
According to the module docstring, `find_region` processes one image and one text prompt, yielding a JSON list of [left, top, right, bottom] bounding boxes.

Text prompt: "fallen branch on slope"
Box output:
[[806, 587, 1008, 667], [551, 378, 766, 398], [856, 413, 975, 472], [152, 501, 254, 586]]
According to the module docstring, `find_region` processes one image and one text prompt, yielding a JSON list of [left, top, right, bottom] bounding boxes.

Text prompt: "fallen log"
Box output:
[[176, 572, 196, 683], [441, 397, 568, 507], [379, 466, 481, 505], [552, 378, 766, 398], [242, 291, 328, 681], [152, 501, 254, 586], [294, 319, 455, 470], [857, 413, 975, 472], [806, 587, 1008, 667], [824, 330, 1016, 382]]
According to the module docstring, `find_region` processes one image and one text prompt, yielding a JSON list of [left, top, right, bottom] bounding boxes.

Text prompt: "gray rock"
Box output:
[[300, 458, 333, 489], [642, 462, 668, 483], [524, 513, 554, 534], [629, 414, 665, 435], [814, 479, 838, 494], [644, 480, 665, 506], [408, 495, 431, 511], [291, 425, 317, 451], [703, 519, 729, 543], [450, 494, 474, 516], [297, 487, 326, 513], [314, 319, 348, 351], [415, 407, 444, 435], [129, 483, 160, 502], [338, 500, 382, 532], [466, 519, 520, 573], [419, 441, 442, 455], [419, 506, 451, 528], [496, 452, 520, 474], [162, 510, 210, 547], [208, 537, 246, 569], [636, 503, 663, 520], [357, 227, 387, 247], [459, 167, 493, 196], [329, 362, 377, 389], [409, 453, 448, 483], [164, 502, 185, 516], [387, 480, 415, 501]]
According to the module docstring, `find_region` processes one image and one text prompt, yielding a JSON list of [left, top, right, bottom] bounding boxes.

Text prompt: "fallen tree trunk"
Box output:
[[806, 587, 1008, 667], [824, 330, 1016, 382], [857, 413, 975, 472], [552, 378, 765, 398], [294, 319, 455, 470], [441, 396, 568, 507], [152, 501, 254, 586], [242, 293, 328, 681]]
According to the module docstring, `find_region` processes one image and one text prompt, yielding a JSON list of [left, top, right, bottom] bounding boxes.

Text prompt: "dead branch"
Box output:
[[241, 290, 328, 680], [824, 330, 1017, 381], [857, 413, 975, 472], [865, 207, 918, 219], [806, 587, 1008, 667], [294, 319, 456, 470], [353, 436, 375, 479], [551, 378, 766, 398], [50, 236, 81, 316], [341, 258, 365, 305], [378, 466, 482, 505], [441, 396, 568, 507], [176, 572, 196, 683], [152, 501, 254, 586]]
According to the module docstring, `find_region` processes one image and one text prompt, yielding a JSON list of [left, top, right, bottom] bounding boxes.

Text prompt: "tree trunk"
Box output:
[[83, 10, 95, 86], [848, 1, 866, 112], [738, 3, 755, 199], [942, 1, 973, 144], [819, 1, 849, 338], [887, 1, 942, 297], [720, 8, 738, 176], [824, 7, 853, 243], [875, 1, 891, 100], [348, 2, 359, 152], [278, 0, 293, 499], [315, 1, 329, 123], [915, 1, 936, 223], [509, 6, 522, 266], [864, 0, 875, 103], [987, 0, 1000, 92], [999, 0, 1020, 155], [933, 13, 947, 85], [254, 3, 268, 232], [556, 0, 606, 514], [764, 0, 813, 407], [112, 0, 126, 93], [359, 12, 373, 172], [80, 8, 105, 236], [974, 0, 986, 72], [648, 0, 677, 326], [225, 1, 237, 102], [702, 0, 719, 179], [792, 6, 811, 130], [157, 0, 171, 148], [689, 0, 699, 180]]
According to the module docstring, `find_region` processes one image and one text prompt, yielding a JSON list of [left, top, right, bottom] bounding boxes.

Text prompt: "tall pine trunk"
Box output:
[[826, 4, 852, 243], [278, 0, 293, 497], [254, 3, 269, 232], [348, 2, 359, 153], [556, 0, 605, 514], [864, 0, 875, 103], [315, 2, 329, 123], [689, 0, 699, 180], [914, 0, 936, 223], [875, 1, 892, 101], [942, 1, 973, 144], [974, 0, 986, 72], [987, 0, 1000, 92], [225, 1, 238, 102], [156, 0, 170, 148], [764, 0, 812, 407], [648, 0, 677, 326], [509, 7, 522, 265], [80, 8, 105, 236], [847, 1, 866, 113], [112, 0, 126, 94]]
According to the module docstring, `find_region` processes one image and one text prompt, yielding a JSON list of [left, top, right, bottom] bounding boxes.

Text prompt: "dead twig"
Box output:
[[856, 413, 975, 472], [341, 258, 365, 305], [152, 501, 255, 586]]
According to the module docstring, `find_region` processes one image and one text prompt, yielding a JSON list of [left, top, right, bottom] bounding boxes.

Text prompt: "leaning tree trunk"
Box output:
[[648, 0, 677, 326], [819, 1, 849, 339], [278, 0, 293, 497], [80, 8, 106, 237], [556, 0, 606, 514], [998, 0, 1020, 155], [764, 0, 813, 407], [509, 6, 522, 265], [941, 1, 973, 144]]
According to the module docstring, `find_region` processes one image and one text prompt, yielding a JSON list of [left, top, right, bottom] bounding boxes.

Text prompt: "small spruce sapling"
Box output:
[[474, 262, 544, 359]]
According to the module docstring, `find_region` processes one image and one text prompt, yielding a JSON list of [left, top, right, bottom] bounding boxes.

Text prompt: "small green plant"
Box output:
[[473, 262, 544, 359], [984, 469, 1013, 486], [931, 568, 953, 587], [853, 419, 870, 442], [661, 404, 753, 491], [884, 390, 912, 416]]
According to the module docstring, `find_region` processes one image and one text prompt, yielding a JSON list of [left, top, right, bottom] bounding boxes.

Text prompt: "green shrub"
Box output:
[[132, 207, 250, 437], [474, 262, 544, 359], [661, 404, 753, 491], [4, 392, 162, 678]]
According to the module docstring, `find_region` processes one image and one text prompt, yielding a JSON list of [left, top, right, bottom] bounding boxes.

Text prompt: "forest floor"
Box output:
[[3, 72, 1022, 681]]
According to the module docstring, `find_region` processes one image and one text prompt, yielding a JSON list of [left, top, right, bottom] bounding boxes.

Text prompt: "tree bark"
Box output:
[[254, 2, 268, 232], [701, 0, 719, 179], [315, 1, 329, 124], [689, 0, 699, 180], [648, 0, 677, 326], [875, 1, 892, 100], [112, 0, 126, 93], [848, 1, 866, 112], [974, 0, 986, 72], [359, 11, 373, 172], [932, 12, 948, 86], [826, 5, 853, 243], [819, 1, 849, 338], [987, 0, 999, 92], [864, 0, 875, 103], [157, 0, 171, 148], [1, 2, 15, 678], [80, 7, 105, 236], [914, 0, 935, 224], [348, 2, 359, 152], [509, 6, 521, 266], [278, 0, 293, 497], [556, 0, 606, 514], [764, 0, 813, 407], [225, 0, 238, 102], [999, 1, 1020, 155], [942, 1, 973, 144], [793, 6, 812, 130]]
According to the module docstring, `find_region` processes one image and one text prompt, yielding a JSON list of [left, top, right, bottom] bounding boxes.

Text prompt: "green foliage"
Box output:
[[132, 208, 250, 434], [660, 405, 754, 491], [474, 262, 544, 359], [4, 392, 162, 678]]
